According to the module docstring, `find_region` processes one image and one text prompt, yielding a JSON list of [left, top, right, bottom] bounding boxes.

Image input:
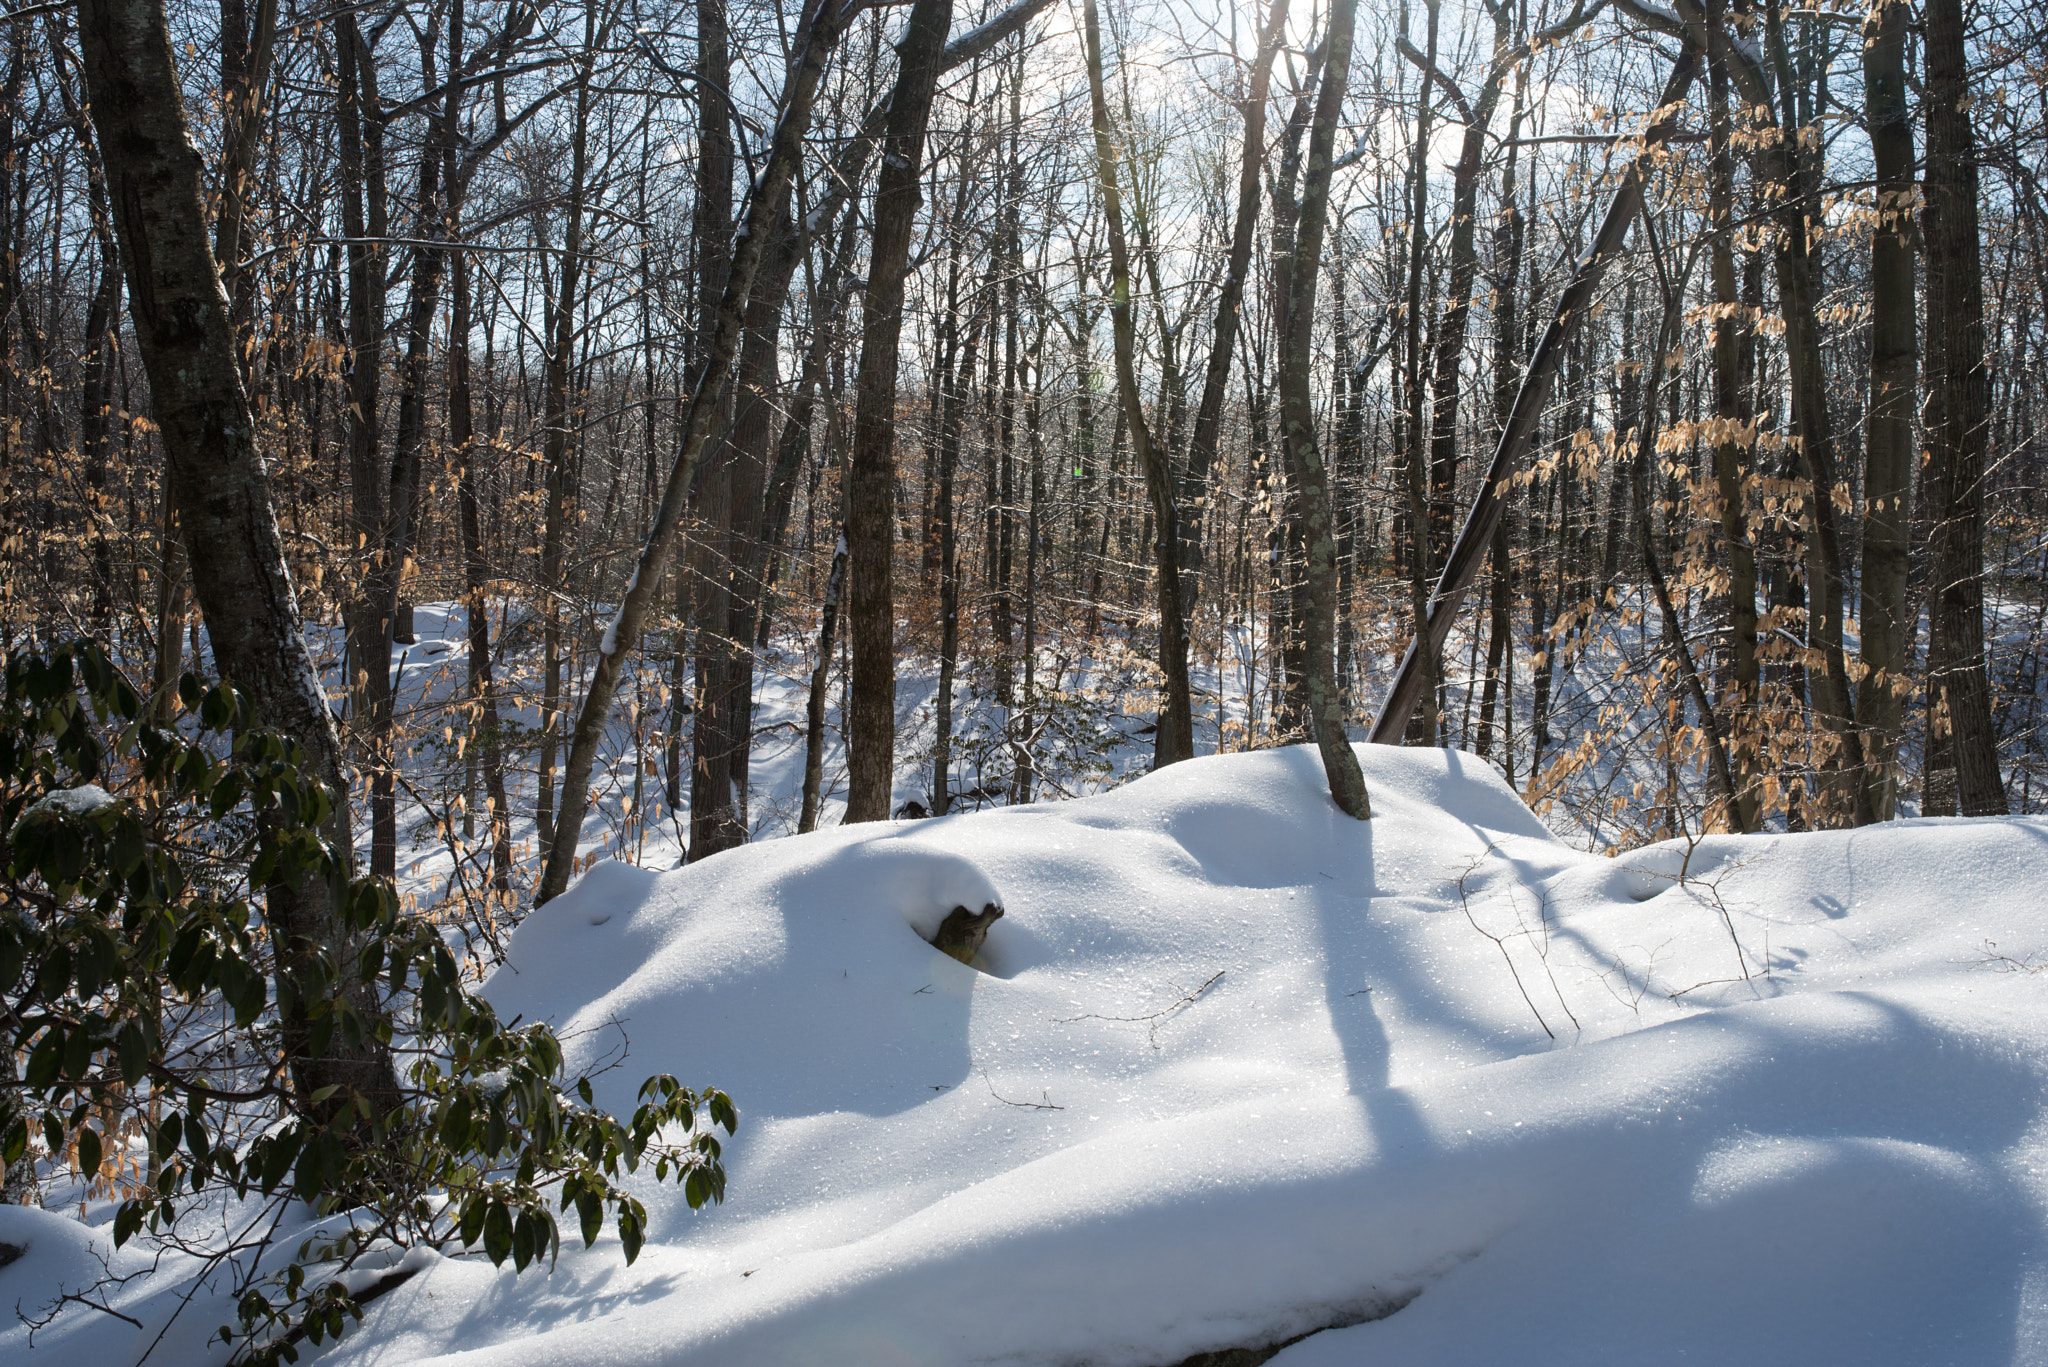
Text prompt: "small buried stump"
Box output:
[[931, 902, 1003, 965]]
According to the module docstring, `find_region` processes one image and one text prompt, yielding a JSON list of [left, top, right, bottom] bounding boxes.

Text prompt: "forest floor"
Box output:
[[338, 581, 2047, 921], [6, 737, 2047, 1364], [337, 590, 1775, 915]]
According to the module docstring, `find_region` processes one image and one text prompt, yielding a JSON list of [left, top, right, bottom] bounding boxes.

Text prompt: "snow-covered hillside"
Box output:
[[7, 744, 2048, 1365]]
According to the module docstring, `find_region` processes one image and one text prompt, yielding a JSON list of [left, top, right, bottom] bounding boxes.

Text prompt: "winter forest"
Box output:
[[3, 0, 2048, 1358], [3, 0, 2043, 866]]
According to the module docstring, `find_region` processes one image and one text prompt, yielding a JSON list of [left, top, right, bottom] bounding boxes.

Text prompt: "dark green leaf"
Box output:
[[511, 1209, 536, 1272], [77, 1125, 102, 1177], [459, 1194, 486, 1247], [208, 771, 246, 821], [0, 928, 26, 992], [256, 1127, 303, 1192], [37, 942, 74, 1001], [24, 1027, 63, 1089], [115, 1022, 149, 1087], [440, 1093, 473, 1149], [61, 1024, 96, 1083], [618, 1205, 645, 1265], [155, 1111, 182, 1160], [113, 1200, 143, 1247], [483, 1200, 512, 1266], [199, 683, 235, 732]]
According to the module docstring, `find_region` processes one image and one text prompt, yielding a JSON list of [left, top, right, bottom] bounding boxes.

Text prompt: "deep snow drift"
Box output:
[[7, 744, 2048, 1365]]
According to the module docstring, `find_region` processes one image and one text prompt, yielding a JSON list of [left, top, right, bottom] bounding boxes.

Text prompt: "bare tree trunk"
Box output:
[[1279, 0, 1369, 818], [683, 0, 742, 859], [1921, 0, 2007, 816], [1706, 0, 1762, 830], [935, 305, 983, 816], [1178, 0, 1288, 617], [992, 57, 1023, 710], [799, 337, 853, 837], [1015, 314, 1048, 803], [1475, 524, 1511, 761], [451, 250, 512, 893], [1372, 45, 1699, 744], [1759, 0, 1867, 827], [77, 0, 394, 1118], [1476, 61, 1528, 774], [336, 9, 388, 758], [843, 0, 955, 822], [1083, 0, 1194, 768], [1852, 0, 1915, 823], [1266, 55, 1321, 738], [212, 0, 275, 357], [536, 37, 595, 863], [536, 0, 851, 903], [1327, 242, 1372, 717], [1397, 0, 1442, 744], [801, 528, 849, 833], [707, 223, 827, 850]]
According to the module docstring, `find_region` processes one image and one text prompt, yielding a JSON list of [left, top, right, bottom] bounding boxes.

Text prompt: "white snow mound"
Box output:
[[13, 744, 2048, 1366]]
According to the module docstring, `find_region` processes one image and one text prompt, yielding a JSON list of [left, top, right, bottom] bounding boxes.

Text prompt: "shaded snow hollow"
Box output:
[[10, 745, 2048, 1365]]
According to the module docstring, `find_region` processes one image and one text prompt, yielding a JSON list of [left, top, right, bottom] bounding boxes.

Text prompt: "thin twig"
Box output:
[[980, 1069, 1063, 1110], [1971, 941, 2046, 974], [1054, 970, 1225, 1048], [1455, 854, 1555, 1040], [20, 1287, 145, 1337]]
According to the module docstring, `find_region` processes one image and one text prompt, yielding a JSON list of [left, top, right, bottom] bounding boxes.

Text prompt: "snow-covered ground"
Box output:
[[7, 742, 2047, 1364], [301, 591, 1772, 912]]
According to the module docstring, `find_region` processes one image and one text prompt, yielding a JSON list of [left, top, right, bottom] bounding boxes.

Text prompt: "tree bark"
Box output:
[[1853, 0, 1915, 822], [77, 0, 395, 1117], [535, 33, 595, 864], [1279, 0, 1369, 819], [935, 302, 984, 815], [1477, 60, 1529, 778], [1265, 61, 1320, 738], [1921, 0, 2007, 816], [689, 0, 743, 857], [1759, 0, 1867, 827], [335, 10, 387, 747], [1706, 0, 1762, 830], [450, 249, 513, 893], [843, 0, 955, 822], [1083, 0, 1195, 768]]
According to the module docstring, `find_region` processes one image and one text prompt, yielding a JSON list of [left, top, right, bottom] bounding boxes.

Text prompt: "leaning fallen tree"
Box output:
[[1370, 32, 1700, 745]]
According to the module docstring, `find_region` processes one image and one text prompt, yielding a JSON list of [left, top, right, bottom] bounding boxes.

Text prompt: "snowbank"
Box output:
[[10, 745, 2048, 1364]]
